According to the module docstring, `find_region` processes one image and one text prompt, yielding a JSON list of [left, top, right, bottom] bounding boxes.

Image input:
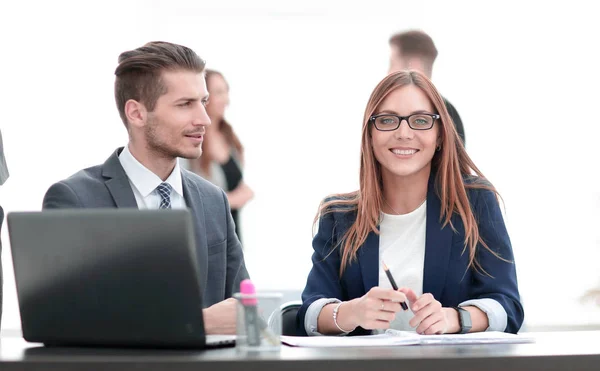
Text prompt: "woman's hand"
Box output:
[[227, 182, 254, 209], [400, 288, 460, 335], [345, 287, 408, 330]]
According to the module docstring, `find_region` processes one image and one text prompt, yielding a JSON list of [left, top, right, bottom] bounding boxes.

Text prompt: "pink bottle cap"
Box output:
[[240, 279, 258, 305]]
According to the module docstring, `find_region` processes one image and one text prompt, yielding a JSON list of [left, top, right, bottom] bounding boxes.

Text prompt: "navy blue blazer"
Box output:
[[297, 176, 524, 335]]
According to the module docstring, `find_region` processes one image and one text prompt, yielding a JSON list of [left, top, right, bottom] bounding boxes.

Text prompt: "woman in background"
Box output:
[[298, 70, 523, 336], [188, 70, 253, 242]]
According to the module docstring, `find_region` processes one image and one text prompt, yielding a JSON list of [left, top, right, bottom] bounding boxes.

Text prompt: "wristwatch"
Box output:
[[454, 307, 472, 334]]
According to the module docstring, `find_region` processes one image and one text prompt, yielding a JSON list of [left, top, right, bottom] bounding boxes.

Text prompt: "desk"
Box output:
[[1, 331, 599, 371]]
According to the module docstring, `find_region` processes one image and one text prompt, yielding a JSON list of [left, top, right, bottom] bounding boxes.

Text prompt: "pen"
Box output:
[[240, 279, 262, 346], [240, 279, 279, 346], [381, 261, 409, 311]]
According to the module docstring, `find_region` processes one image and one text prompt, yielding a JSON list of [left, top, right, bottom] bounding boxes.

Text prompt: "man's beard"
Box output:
[[144, 115, 202, 160]]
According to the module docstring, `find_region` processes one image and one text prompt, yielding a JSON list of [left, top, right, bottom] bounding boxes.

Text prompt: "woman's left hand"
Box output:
[[399, 288, 460, 335]]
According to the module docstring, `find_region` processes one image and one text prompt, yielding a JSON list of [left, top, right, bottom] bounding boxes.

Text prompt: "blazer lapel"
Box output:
[[422, 174, 453, 301], [359, 229, 380, 294], [102, 148, 138, 208], [182, 173, 209, 299]]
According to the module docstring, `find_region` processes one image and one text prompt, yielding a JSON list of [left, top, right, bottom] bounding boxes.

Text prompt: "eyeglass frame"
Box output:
[[369, 112, 440, 131]]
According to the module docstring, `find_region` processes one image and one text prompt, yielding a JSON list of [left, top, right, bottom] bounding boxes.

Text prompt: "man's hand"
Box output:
[[203, 298, 237, 335]]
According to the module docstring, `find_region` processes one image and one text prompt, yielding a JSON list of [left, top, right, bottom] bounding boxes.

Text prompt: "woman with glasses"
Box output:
[[297, 71, 523, 336]]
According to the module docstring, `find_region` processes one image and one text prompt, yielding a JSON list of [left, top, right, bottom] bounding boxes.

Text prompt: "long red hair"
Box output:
[[198, 69, 244, 174], [317, 70, 501, 275]]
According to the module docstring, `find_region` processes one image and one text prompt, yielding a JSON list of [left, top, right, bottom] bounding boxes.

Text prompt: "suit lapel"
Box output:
[[359, 229, 380, 294], [182, 173, 209, 299], [102, 148, 138, 208], [422, 175, 453, 300]]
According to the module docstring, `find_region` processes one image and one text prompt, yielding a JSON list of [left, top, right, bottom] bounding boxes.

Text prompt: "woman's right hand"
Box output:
[[345, 287, 408, 330], [227, 182, 254, 209]]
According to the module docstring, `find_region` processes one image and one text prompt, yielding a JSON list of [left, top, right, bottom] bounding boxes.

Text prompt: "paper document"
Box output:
[[281, 330, 535, 347]]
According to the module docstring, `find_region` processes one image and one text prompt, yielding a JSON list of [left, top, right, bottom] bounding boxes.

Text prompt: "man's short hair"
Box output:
[[389, 30, 438, 69], [114, 41, 206, 127]]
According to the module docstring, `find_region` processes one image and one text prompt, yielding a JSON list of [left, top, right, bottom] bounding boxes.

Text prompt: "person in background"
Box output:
[[0, 128, 9, 328], [389, 30, 466, 146], [298, 70, 523, 336], [42, 42, 249, 335], [186, 70, 253, 242]]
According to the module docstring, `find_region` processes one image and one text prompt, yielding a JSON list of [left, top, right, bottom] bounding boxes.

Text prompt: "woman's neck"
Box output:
[[208, 115, 222, 131], [381, 166, 431, 215]]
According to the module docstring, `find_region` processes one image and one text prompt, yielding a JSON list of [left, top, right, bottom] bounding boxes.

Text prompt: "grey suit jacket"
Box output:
[[43, 148, 249, 307]]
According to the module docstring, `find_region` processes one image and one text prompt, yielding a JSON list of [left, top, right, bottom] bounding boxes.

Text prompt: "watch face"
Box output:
[[462, 310, 472, 327], [458, 308, 472, 333]]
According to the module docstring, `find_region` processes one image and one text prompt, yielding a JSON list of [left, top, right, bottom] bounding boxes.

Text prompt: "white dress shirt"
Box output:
[[118, 145, 186, 210]]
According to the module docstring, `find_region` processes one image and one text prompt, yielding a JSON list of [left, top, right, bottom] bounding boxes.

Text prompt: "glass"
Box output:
[[234, 292, 282, 352], [370, 113, 440, 131]]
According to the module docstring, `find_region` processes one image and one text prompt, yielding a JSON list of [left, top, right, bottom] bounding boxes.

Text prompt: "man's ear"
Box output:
[[124, 99, 147, 129]]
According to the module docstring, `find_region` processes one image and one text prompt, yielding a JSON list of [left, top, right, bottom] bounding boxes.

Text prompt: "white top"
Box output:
[[304, 199, 508, 336], [118, 145, 186, 210], [378, 200, 427, 331]]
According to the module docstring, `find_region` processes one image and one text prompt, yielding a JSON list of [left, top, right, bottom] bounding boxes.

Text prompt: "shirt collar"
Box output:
[[118, 145, 184, 198]]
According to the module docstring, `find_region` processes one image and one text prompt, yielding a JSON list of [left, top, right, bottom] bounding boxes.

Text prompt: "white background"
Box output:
[[1, 0, 600, 332]]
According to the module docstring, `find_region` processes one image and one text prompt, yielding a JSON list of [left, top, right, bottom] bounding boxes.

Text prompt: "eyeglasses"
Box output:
[[369, 113, 440, 131]]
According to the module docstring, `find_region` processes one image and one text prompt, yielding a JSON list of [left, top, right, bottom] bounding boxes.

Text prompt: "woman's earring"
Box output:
[[436, 145, 441, 152]]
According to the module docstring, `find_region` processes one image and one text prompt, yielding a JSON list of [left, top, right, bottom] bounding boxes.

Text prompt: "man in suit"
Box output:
[[0, 128, 9, 328], [389, 30, 466, 146], [43, 41, 248, 335]]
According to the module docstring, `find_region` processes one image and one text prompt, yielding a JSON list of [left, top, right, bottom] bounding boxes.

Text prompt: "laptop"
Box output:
[[7, 209, 235, 349]]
